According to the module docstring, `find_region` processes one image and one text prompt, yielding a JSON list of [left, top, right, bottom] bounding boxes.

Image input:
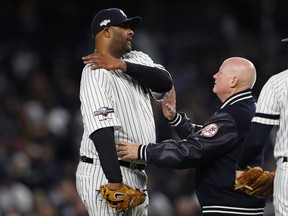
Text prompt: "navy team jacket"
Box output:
[[139, 89, 266, 215]]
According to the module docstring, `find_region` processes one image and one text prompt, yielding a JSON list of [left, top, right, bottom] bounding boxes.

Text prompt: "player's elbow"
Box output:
[[154, 78, 173, 93]]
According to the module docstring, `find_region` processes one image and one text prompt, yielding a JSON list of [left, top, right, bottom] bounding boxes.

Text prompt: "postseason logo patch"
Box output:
[[200, 123, 218, 137], [94, 107, 114, 121]]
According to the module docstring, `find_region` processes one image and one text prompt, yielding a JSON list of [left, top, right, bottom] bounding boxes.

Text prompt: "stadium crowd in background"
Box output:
[[0, 0, 287, 215]]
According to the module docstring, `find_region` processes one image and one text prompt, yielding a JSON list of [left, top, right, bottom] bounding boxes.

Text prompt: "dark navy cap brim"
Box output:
[[281, 38, 288, 42], [120, 16, 142, 27]]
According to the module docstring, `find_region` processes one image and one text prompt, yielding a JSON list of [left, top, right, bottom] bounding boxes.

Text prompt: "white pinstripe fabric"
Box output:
[[76, 161, 149, 216], [76, 51, 169, 215], [274, 160, 288, 216], [251, 69, 288, 216], [252, 69, 288, 160]]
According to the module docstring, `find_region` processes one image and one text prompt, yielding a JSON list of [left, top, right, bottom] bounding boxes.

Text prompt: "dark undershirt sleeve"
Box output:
[[90, 127, 122, 183], [125, 61, 172, 93], [236, 122, 273, 170]]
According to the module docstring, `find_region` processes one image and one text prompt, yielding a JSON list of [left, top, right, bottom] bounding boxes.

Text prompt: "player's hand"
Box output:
[[107, 182, 124, 190], [116, 142, 139, 160], [162, 85, 176, 120], [82, 51, 127, 71], [236, 170, 245, 180]]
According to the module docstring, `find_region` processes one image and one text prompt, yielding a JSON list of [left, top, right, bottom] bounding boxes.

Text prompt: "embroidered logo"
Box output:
[[200, 123, 218, 137], [114, 192, 127, 200], [100, 19, 111, 26], [94, 107, 114, 122], [94, 107, 114, 117]]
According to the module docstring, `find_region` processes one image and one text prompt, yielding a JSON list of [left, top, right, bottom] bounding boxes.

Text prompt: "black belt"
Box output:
[[118, 160, 146, 170], [80, 155, 93, 164], [80, 156, 146, 170], [283, 157, 287, 163]]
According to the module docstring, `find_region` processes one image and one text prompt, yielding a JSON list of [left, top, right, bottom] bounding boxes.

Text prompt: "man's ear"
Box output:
[[230, 77, 238, 88], [103, 27, 112, 38]]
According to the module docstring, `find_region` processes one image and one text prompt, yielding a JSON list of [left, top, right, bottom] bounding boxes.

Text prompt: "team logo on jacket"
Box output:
[[200, 123, 218, 137], [94, 107, 114, 121]]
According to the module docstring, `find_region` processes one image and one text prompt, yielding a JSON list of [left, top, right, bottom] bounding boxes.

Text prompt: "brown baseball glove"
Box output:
[[99, 183, 146, 212], [235, 166, 275, 198]]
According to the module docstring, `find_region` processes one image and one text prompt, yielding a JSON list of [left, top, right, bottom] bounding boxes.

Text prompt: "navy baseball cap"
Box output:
[[91, 8, 142, 37]]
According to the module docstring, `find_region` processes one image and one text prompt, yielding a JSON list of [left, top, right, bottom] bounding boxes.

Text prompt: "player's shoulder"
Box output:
[[81, 64, 109, 78], [82, 64, 108, 72], [261, 69, 288, 90], [124, 50, 152, 62], [125, 50, 149, 57], [270, 68, 288, 81]]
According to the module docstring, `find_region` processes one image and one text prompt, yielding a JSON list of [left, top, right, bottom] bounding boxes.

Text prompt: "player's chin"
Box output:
[[125, 42, 132, 51]]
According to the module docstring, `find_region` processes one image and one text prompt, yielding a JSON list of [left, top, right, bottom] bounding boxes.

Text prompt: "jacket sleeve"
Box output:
[[168, 112, 204, 139], [139, 112, 239, 169]]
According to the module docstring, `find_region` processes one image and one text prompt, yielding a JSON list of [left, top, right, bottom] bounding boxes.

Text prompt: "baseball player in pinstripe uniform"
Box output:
[[236, 38, 288, 216], [75, 8, 172, 216]]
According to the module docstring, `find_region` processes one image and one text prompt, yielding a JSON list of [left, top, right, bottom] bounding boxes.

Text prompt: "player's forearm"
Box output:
[[125, 61, 173, 93], [90, 127, 123, 183]]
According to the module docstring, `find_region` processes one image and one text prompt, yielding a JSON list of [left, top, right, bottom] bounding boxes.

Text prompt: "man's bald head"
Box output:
[[223, 57, 257, 89], [213, 57, 257, 102]]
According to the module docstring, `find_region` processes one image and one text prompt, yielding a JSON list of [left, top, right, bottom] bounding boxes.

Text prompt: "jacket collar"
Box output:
[[220, 89, 253, 109]]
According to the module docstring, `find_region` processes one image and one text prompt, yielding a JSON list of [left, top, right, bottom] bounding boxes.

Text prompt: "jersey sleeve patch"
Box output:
[[200, 123, 218, 137], [94, 107, 114, 121]]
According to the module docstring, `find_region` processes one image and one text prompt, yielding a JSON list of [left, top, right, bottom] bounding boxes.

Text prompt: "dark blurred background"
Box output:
[[0, 0, 286, 215]]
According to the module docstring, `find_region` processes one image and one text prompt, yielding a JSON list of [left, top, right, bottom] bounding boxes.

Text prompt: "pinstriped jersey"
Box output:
[[252, 69, 288, 160], [79, 50, 169, 164]]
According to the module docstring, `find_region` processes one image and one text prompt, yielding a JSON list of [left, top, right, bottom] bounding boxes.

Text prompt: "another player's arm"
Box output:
[[236, 78, 277, 176], [235, 123, 273, 180], [82, 53, 173, 93], [235, 122, 273, 179]]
